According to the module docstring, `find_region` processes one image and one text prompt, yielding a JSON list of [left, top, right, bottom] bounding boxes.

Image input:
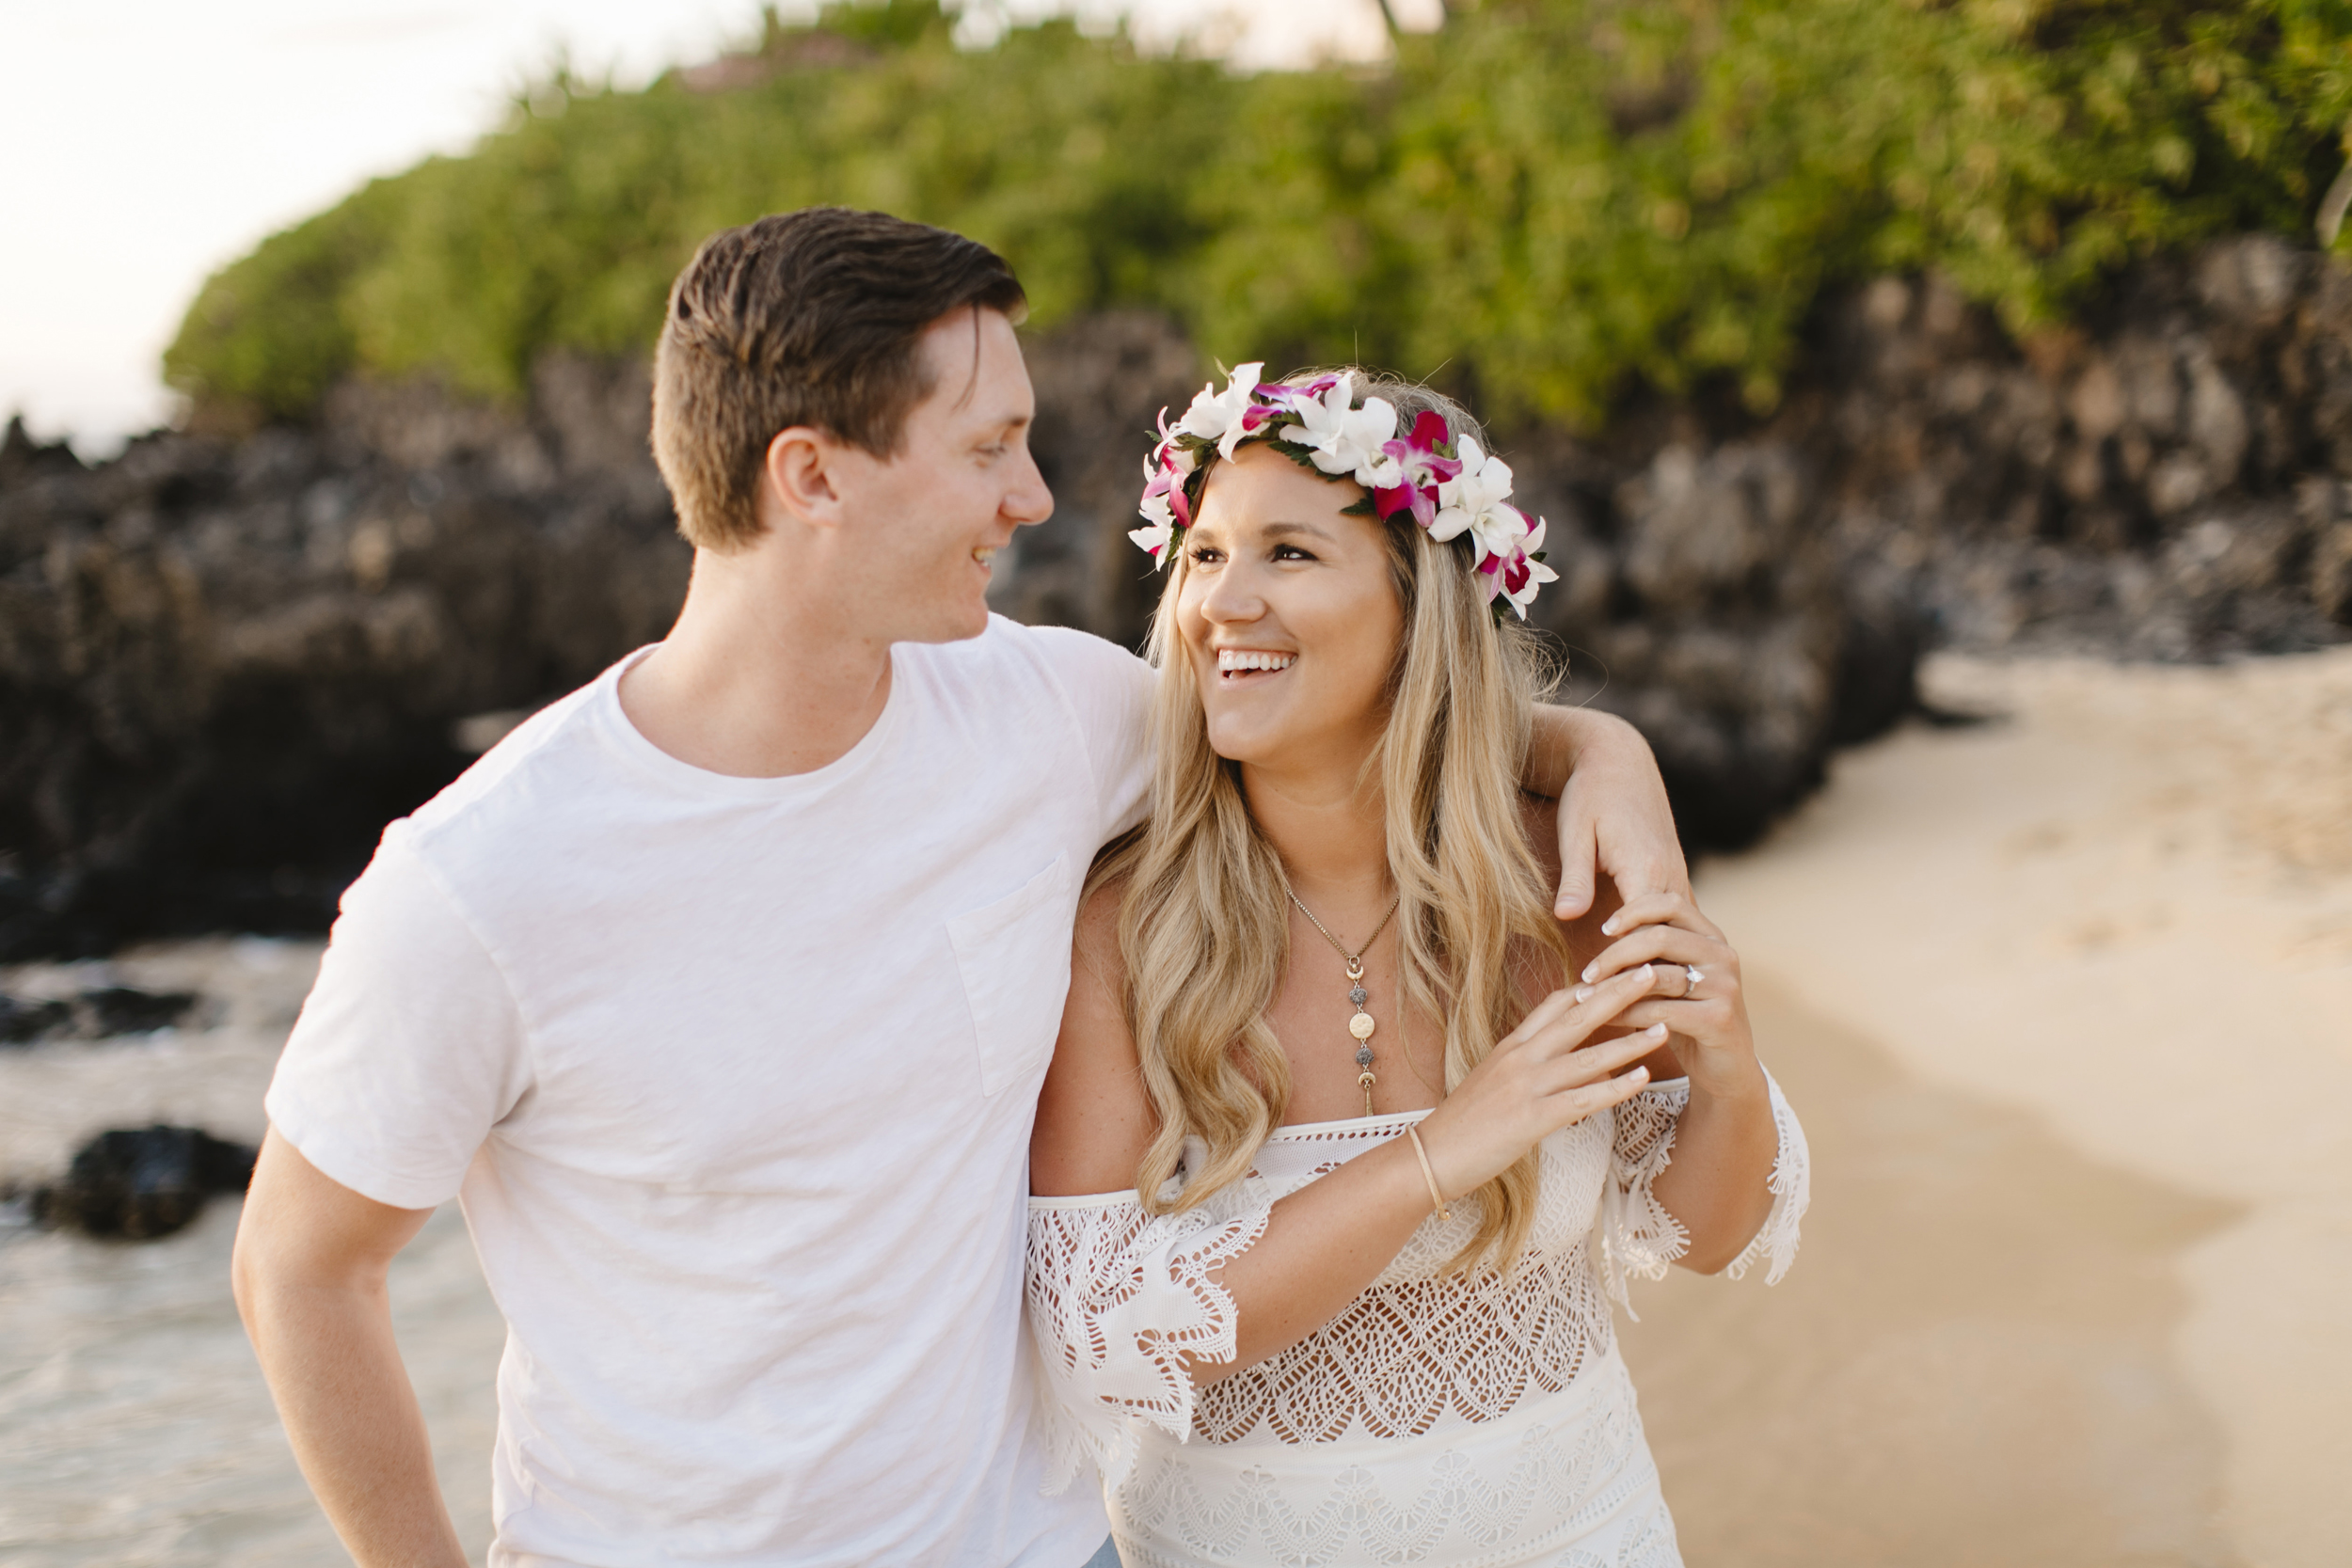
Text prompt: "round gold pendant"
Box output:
[[1348, 1011, 1376, 1040]]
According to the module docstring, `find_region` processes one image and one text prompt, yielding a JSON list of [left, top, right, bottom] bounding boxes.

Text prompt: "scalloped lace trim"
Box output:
[[1026, 1180, 1272, 1492], [1724, 1071, 1809, 1285]]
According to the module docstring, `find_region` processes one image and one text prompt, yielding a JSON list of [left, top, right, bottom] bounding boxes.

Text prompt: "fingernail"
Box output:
[[1645, 1022, 1667, 1037], [1580, 962, 1597, 983], [1574, 984, 1594, 1003], [1630, 1066, 1650, 1082], [1601, 915, 1622, 935]]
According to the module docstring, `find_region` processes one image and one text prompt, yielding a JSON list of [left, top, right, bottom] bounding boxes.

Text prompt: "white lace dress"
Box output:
[[1025, 1074, 1808, 1568]]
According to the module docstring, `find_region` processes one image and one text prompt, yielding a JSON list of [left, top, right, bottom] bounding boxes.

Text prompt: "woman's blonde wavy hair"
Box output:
[[1100, 370, 1571, 1276]]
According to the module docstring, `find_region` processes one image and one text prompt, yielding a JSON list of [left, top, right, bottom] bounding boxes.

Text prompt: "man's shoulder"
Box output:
[[399, 674, 615, 864], [908, 615, 1150, 709], [908, 614, 1136, 672]]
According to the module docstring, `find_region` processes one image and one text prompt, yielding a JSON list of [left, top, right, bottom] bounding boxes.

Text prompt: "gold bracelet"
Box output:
[[1404, 1124, 1454, 1222]]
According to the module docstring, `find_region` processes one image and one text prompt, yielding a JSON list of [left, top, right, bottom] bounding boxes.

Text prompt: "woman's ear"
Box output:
[[760, 425, 846, 532]]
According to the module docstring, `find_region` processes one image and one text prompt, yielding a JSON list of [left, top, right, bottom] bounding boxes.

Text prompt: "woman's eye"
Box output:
[[1273, 545, 1313, 562], [1188, 546, 1222, 564]]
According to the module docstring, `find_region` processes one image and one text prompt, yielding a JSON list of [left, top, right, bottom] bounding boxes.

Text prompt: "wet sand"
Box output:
[[1625, 647, 2352, 1568], [4, 648, 2344, 1565]]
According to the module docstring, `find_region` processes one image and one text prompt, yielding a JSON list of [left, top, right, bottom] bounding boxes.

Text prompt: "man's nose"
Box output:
[[1005, 447, 1053, 529]]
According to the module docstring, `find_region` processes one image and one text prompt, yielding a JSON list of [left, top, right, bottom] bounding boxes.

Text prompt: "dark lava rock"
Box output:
[[0, 993, 73, 1043], [28, 1124, 258, 1240], [0, 355, 690, 958], [0, 987, 199, 1048], [74, 984, 199, 1035], [0, 985, 199, 1046]]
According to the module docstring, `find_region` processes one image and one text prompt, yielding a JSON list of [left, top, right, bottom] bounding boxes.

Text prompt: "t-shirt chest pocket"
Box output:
[[946, 851, 1079, 1097]]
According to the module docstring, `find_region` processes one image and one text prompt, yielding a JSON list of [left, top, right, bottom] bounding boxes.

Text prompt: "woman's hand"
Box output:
[[1412, 965, 1665, 1201], [1576, 892, 1760, 1098]]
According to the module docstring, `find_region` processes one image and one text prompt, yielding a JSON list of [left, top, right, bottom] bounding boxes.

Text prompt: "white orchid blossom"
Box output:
[[1279, 375, 1401, 480], [1128, 519, 1175, 563], [1355, 448, 1406, 491], [1496, 515, 1561, 619], [1178, 362, 1266, 459], [1431, 437, 1528, 561]]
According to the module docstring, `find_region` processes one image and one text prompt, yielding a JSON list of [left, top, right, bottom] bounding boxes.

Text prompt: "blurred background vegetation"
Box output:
[[164, 0, 2352, 431]]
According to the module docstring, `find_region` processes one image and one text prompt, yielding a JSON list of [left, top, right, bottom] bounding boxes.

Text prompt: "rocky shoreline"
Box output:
[[4, 235, 2346, 958]]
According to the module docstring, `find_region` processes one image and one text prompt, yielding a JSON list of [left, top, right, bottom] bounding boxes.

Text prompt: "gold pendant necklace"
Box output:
[[1282, 881, 1403, 1117]]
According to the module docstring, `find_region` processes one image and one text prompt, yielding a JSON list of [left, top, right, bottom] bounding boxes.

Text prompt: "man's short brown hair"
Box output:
[[650, 208, 1027, 550]]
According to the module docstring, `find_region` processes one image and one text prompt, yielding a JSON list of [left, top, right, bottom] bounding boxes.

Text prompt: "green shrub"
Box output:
[[163, 0, 2352, 428]]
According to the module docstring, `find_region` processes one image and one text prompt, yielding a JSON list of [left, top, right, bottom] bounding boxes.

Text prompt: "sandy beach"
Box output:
[[1625, 646, 2352, 1567], [2, 647, 2345, 1566]]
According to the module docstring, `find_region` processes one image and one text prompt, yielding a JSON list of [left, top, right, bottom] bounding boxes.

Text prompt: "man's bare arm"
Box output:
[[1525, 705, 1690, 919], [231, 1130, 468, 1568]]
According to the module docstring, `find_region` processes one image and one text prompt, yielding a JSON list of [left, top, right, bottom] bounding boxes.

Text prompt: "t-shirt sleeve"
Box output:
[[263, 826, 532, 1211], [1025, 624, 1155, 840]]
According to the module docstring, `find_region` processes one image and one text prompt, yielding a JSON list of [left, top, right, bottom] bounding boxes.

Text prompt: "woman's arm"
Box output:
[[1574, 892, 1782, 1272], [1031, 881, 1665, 1383]]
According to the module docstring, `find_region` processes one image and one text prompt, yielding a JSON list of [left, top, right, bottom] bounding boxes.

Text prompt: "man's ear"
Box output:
[[761, 425, 847, 532]]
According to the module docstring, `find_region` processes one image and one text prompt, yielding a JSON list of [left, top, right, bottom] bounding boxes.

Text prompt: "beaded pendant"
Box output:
[[1345, 957, 1379, 1114]]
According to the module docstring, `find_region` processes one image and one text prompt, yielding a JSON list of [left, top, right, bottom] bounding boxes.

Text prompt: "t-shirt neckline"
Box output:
[[590, 643, 908, 801]]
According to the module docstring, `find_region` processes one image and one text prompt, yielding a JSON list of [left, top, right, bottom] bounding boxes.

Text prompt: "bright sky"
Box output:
[[0, 0, 1423, 455]]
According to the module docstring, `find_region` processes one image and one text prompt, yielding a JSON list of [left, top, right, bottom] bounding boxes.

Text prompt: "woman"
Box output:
[[1025, 368, 1807, 1567]]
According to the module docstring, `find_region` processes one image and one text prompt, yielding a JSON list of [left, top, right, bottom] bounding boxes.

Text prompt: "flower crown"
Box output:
[[1129, 364, 1558, 620]]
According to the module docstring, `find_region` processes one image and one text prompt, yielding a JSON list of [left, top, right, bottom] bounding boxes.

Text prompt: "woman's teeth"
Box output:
[[1217, 649, 1295, 676], [973, 546, 998, 566]]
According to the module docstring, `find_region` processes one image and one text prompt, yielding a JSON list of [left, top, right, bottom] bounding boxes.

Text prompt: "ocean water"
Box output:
[[0, 941, 503, 1566]]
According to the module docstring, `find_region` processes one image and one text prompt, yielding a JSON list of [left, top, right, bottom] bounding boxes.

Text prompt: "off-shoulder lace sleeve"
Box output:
[[1594, 1068, 1810, 1311], [1025, 1178, 1272, 1494]]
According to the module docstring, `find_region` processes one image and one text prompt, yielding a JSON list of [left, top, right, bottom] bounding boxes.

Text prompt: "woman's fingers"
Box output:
[[1500, 983, 1587, 1049], [1542, 1059, 1653, 1129], [1501, 965, 1651, 1055], [1544, 1022, 1664, 1090], [1544, 965, 1664, 1052], [1579, 923, 1728, 990], [1598, 890, 1723, 944]]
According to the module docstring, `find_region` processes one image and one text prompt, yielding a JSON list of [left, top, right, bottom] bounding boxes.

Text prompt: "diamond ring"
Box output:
[[1683, 965, 1705, 994]]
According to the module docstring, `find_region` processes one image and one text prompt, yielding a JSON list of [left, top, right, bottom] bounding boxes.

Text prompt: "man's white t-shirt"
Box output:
[[265, 616, 1152, 1568]]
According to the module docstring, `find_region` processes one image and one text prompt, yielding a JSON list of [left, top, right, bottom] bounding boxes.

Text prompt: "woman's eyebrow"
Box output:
[[1259, 519, 1336, 541]]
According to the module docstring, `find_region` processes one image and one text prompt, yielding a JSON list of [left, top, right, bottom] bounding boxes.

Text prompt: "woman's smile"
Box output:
[[1216, 647, 1298, 681]]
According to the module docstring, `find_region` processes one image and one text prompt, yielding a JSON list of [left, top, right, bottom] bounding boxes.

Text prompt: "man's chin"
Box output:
[[893, 594, 994, 646]]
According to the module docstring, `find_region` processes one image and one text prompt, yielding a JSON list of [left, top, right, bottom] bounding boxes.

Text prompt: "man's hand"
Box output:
[[1525, 705, 1691, 920]]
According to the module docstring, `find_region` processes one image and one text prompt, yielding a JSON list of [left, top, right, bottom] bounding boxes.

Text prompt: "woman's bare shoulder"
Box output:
[[1031, 872, 1158, 1197]]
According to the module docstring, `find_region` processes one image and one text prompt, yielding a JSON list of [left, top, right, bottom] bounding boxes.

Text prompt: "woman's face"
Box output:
[[1174, 441, 1406, 774]]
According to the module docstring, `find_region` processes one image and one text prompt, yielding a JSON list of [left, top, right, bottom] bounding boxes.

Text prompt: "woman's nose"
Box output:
[[1198, 562, 1264, 626]]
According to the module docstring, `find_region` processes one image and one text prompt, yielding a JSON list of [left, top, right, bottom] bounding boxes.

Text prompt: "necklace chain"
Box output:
[[1280, 877, 1401, 1117]]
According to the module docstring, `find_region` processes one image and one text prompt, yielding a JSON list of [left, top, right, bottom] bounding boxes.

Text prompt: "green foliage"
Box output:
[[164, 0, 2352, 428]]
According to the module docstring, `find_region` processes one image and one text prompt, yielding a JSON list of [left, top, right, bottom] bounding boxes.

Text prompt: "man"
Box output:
[[232, 208, 1689, 1568]]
